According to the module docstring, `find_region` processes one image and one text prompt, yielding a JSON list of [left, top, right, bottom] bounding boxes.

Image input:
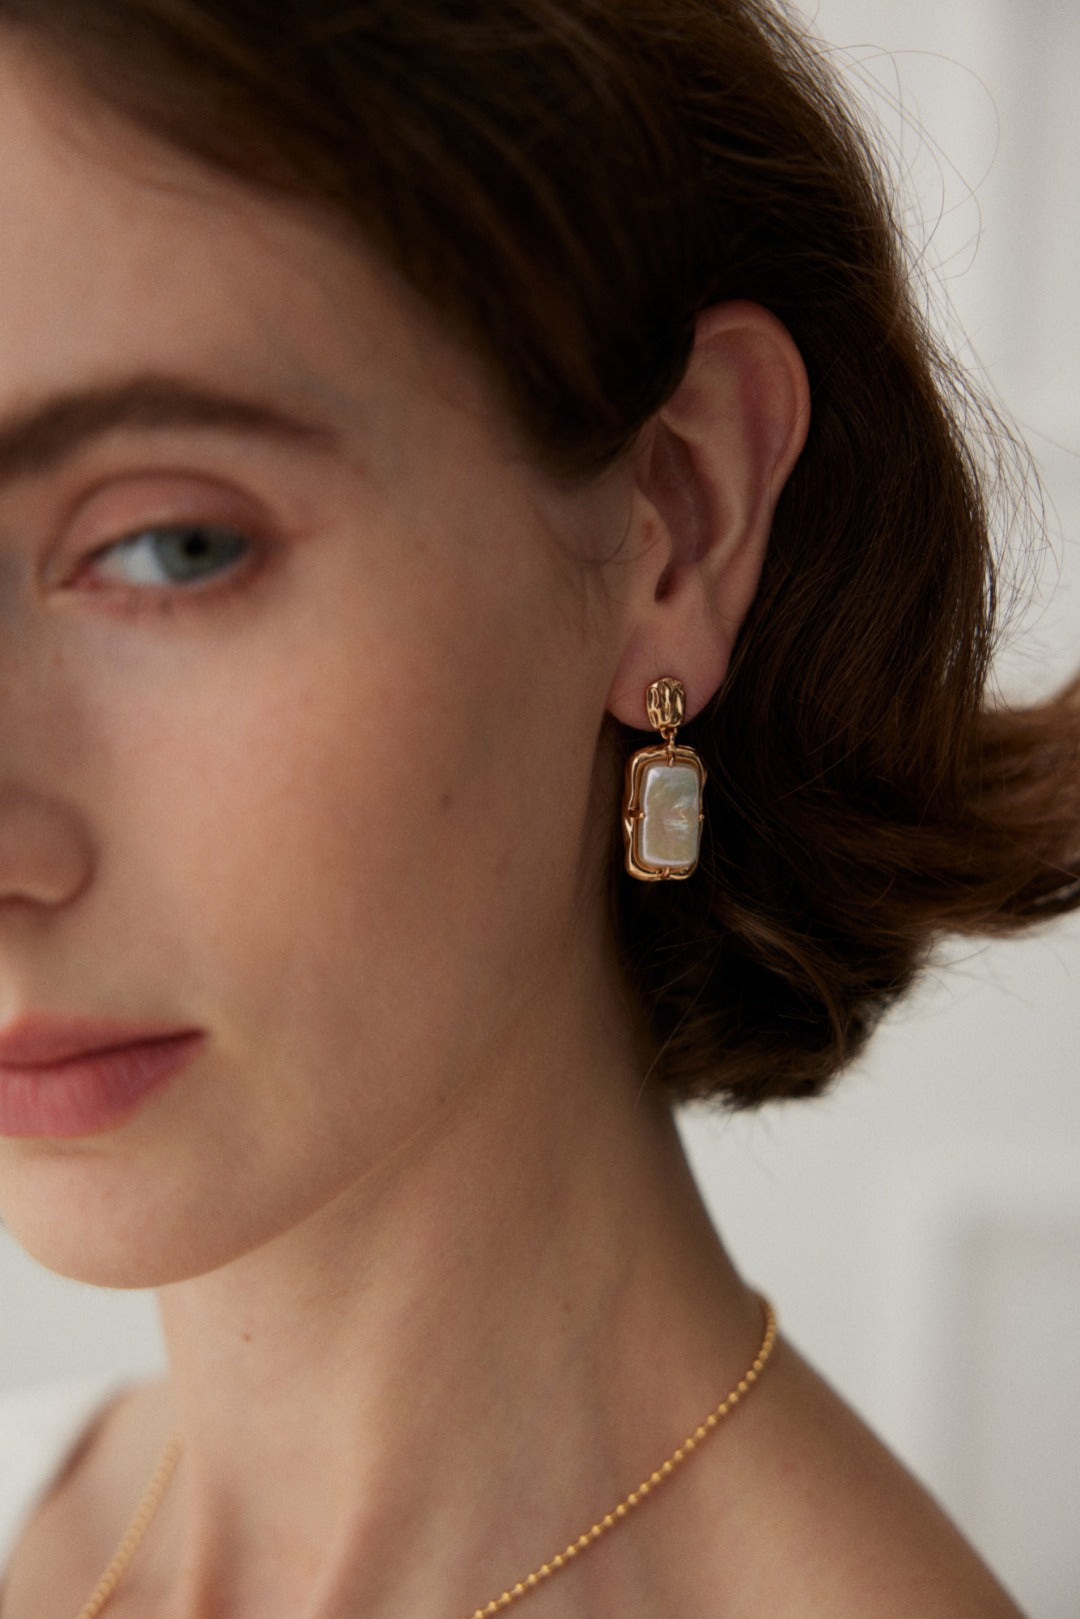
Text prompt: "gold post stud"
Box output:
[[646, 677, 685, 745]]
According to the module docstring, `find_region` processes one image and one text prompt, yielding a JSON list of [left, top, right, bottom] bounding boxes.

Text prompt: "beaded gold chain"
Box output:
[[465, 1298, 777, 1617], [75, 1435, 183, 1619], [75, 1298, 777, 1619]]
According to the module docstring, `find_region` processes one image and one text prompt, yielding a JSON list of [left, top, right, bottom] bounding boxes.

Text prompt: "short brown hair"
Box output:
[[4, 0, 1078, 1104]]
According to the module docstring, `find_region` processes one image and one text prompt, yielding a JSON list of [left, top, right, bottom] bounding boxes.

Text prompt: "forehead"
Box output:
[[0, 34, 497, 473]]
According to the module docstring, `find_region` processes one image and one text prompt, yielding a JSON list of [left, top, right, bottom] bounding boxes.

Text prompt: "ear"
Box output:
[[605, 302, 810, 728]]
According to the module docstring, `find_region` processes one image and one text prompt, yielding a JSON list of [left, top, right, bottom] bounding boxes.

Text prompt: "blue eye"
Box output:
[[92, 525, 250, 588]]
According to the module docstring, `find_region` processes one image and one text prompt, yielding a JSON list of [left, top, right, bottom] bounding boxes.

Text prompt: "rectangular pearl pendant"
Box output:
[[623, 745, 706, 880]]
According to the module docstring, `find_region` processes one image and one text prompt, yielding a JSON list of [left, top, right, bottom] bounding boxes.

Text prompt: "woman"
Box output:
[[0, 2, 1075, 1615]]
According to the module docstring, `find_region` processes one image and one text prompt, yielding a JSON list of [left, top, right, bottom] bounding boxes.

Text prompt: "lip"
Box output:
[[0, 1017, 205, 1139], [0, 1014, 199, 1068]]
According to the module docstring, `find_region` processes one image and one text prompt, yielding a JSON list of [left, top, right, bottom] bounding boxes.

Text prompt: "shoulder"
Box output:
[[696, 1338, 1029, 1619], [0, 1374, 123, 1568]]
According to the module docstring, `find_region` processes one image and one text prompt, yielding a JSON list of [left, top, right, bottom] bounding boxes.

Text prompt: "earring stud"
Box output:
[[622, 678, 706, 881]]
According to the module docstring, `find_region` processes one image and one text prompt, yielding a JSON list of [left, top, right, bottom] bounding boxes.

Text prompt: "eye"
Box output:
[[87, 524, 251, 589]]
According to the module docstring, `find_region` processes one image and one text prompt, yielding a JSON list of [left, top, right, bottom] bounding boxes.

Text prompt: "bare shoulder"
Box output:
[[693, 1336, 1029, 1619], [0, 1380, 173, 1619]]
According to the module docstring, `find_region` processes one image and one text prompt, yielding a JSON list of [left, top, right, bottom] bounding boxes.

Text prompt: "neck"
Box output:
[[138, 973, 758, 1619]]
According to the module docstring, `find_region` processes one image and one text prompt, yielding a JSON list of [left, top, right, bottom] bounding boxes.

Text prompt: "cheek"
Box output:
[[78, 584, 578, 1151]]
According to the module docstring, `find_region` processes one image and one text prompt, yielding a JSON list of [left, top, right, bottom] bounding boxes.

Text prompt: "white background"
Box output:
[[683, 4, 1080, 1615], [1, 5, 1078, 1616]]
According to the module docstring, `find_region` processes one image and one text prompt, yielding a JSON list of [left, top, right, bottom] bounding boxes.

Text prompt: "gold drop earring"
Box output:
[[622, 677, 706, 881]]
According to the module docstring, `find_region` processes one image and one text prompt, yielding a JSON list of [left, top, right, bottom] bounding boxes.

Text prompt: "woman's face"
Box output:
[[0, 46, 632, 1284]]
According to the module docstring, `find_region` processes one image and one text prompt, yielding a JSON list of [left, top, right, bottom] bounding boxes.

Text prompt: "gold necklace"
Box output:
[[76, 1299, 777, 1619], [75, 1434, 183, 1619]]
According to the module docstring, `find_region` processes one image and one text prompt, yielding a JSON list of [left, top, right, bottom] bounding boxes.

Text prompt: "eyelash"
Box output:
[[77, 523, 258, 617]]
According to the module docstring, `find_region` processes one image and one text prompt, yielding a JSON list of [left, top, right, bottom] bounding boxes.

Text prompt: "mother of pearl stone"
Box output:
[[640, 762, 703, 871]]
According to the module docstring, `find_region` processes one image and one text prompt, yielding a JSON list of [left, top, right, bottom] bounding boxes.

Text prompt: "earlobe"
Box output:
[[606, 301, 810, 731]]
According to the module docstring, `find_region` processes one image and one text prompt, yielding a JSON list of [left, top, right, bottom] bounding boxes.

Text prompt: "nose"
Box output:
[[0, 787, 94, 908]]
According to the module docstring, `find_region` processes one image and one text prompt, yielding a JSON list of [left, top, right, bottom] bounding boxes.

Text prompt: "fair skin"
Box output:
[[0, 39, 1026, 1619]]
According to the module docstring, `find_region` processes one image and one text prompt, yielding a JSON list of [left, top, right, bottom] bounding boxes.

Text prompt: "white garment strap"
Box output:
[[0, 1375, 127, 1577]]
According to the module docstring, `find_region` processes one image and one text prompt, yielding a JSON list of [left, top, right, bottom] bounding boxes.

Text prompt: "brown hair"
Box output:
[[3, 0, 1078, 1105]]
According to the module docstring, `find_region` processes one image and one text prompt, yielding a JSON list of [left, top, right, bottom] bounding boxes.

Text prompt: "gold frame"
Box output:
[[622, 744, 707, 881]]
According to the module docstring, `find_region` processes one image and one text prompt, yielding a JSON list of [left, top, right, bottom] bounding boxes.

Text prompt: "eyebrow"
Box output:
[[0, 373, 341, 488]]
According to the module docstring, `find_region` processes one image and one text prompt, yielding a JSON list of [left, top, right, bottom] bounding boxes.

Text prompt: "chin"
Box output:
[[3, 1220, 181, 1292], [0, 1150, 248, 1291]]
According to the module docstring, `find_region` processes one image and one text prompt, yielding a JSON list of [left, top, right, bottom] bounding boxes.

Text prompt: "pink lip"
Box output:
[[0, 1018, 205, 1139], [0, 1014, 199, 1067]]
